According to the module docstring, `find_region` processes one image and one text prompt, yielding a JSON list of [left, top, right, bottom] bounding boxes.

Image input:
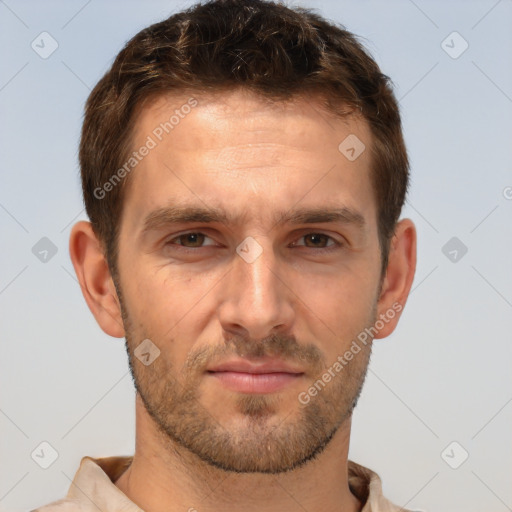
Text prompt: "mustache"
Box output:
[[183, 332, 325, 374]]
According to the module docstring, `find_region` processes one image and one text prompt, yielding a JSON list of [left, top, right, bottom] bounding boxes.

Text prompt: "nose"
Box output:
[[217, 238, 296, 341]]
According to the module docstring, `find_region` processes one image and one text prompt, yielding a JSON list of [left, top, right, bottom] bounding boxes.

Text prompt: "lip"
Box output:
[[206, 358, 305, 394], [206, 357, 304, 375]]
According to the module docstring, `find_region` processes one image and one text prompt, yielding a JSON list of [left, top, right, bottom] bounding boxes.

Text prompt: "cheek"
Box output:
[[306, 259, 377, 301], [122, 269, 210, 358], [123, 263, 189, 316], [293, 266, 379, 346]]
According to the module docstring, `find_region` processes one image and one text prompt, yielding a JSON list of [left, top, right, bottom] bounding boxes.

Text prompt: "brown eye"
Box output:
[[171, 232, 210, 247], [302, 233, 332, 248]]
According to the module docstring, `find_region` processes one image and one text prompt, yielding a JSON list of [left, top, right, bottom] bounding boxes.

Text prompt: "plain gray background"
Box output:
[[1, 1, 511, 511]]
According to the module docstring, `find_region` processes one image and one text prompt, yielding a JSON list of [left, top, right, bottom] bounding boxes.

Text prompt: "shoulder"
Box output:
[[30, 497, 86, 512], [348, 460, 413, 512]]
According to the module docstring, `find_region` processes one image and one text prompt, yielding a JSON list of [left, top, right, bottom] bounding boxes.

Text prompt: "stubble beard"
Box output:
[[117, 287, 376, 474]]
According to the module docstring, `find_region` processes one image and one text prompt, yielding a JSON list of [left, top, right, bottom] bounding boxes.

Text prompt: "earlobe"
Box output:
[[69, 221, 125, 338], [374, 218, 417, 339]]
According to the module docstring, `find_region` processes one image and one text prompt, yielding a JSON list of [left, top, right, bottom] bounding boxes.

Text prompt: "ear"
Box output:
[[69, 221, 125, 338], [374, 218, 417, 339]]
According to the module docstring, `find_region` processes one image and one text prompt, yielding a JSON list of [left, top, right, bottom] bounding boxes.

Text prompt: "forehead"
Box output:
[[122, 88, 376, 230], [135, 89, 369, 155]]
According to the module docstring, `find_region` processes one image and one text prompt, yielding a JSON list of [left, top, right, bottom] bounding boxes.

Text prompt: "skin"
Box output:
[[70, 88, 416, 512]]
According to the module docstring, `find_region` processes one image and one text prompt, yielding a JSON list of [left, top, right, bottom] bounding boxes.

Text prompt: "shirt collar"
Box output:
[[60, 455, 404, 512]]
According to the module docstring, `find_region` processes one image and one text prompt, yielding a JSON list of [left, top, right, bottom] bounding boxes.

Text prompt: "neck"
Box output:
[[115, 395, 361, 512]]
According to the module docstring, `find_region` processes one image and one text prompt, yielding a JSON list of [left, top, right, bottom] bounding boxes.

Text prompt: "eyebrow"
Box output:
[[141, 205, 366, 236]]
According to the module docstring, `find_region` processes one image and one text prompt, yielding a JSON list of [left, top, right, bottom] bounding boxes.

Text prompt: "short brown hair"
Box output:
[[79, 0, 409, 276]]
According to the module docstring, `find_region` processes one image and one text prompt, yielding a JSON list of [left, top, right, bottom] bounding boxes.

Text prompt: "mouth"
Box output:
[[206, 357, 305, 394]]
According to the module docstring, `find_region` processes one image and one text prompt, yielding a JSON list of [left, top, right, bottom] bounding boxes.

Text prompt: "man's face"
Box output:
[[114, 89, 383, 473]]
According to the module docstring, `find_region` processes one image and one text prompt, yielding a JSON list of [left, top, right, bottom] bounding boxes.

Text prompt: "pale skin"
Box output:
[[70, 88, 416, 512]]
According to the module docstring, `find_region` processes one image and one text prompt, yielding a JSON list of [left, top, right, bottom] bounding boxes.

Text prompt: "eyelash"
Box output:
[[165, 232, 342, 253]]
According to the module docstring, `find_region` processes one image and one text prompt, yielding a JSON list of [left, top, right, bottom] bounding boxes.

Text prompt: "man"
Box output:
[[33, 0, 416, 510]]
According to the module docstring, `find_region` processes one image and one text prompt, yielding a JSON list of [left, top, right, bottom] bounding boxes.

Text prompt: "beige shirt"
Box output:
[[31, 456, 410, 512]]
